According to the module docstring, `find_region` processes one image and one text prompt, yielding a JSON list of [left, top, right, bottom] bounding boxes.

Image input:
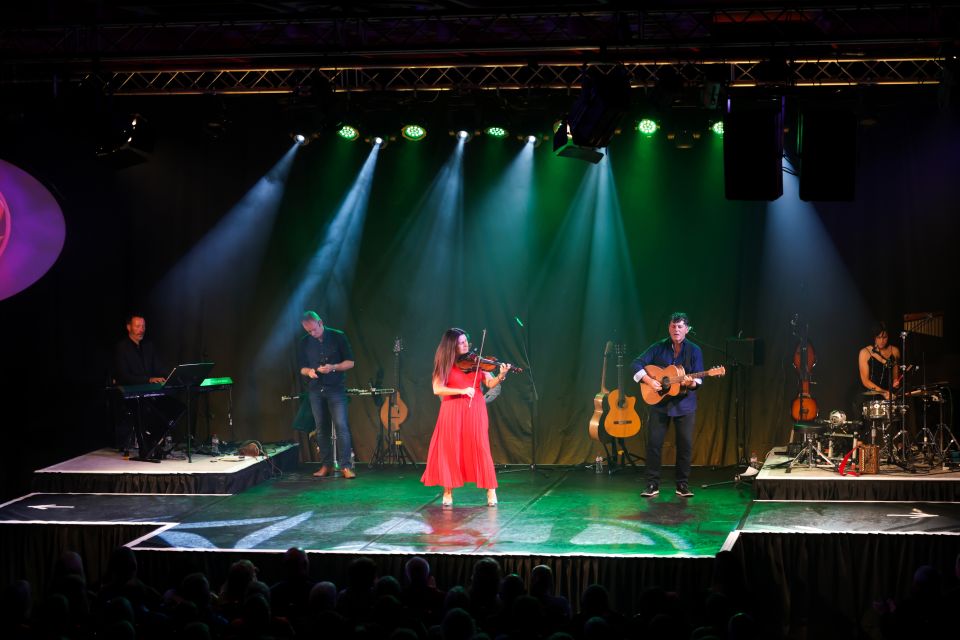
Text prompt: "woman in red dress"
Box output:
[[421, 328, 510, 507]]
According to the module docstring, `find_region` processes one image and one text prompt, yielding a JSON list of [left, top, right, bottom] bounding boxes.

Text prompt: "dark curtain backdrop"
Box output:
[[1, 95, 957, 499]]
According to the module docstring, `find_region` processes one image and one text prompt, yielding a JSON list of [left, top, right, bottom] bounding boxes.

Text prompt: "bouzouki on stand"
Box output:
[[372, 337, 412, 466], [599, 343, 644, 473]]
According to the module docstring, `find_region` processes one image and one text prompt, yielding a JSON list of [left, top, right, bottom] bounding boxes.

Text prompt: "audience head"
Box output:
[[441, 607, 475, 640], [469, 557, 502, 599], [444, 586, 470, 612], [404, 556, 431, 587], [530, 564, 554, 597], [107, 546, 138, 584], [580, 584, 609, 616], [281, 546, 310, 580], [178, 573, 212, 609], [346, 556, 378, 590], [309, 581, 338, 612], [221, 559, 259, 600]]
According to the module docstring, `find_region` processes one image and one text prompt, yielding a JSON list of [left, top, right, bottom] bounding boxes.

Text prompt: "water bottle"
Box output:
[[211, 434, 220, 455], [595, 455, 604, 474]]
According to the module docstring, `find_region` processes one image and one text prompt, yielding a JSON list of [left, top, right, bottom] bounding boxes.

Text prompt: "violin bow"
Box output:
[[469, 329, 488, 407]]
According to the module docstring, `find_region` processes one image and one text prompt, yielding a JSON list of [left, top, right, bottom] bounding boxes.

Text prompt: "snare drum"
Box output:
[[862, 399, 890, 420]]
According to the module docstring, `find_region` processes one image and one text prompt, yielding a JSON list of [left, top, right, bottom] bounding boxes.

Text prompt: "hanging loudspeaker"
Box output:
[[723, 100, 784, 201]]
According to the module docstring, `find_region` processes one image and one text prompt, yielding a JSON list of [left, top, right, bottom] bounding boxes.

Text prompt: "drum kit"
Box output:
[[788, 384, 957, 473]]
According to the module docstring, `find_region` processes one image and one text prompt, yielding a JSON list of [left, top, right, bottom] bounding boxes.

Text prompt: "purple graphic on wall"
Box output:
[[0, 159, 66, 301]]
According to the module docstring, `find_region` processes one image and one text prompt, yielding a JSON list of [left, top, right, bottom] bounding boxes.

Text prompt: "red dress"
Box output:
[[420, 366, 498, 489]]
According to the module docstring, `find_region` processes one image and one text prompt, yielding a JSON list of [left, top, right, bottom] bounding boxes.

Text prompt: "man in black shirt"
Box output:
[[112, 313, 176, 455], [297, 311, 356, 478], [114, 314, 167, 385]]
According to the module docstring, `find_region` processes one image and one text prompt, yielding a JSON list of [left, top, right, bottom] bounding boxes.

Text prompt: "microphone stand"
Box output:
[[696, 332, 752, 489], [499, 316, 548, 477]]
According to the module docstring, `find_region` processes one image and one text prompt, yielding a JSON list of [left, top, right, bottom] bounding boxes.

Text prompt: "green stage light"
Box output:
[[337, 125, 360, 141], [711, 121, 724, 136], [485, 126, 509, 139], [401, 124, 427, 141], [637, 118, 658, 135]]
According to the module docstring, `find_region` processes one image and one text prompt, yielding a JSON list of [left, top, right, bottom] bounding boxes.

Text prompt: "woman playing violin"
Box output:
[[420, 328, 511, 507]]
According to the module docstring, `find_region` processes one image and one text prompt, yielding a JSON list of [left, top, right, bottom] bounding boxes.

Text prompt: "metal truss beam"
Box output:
[[84, 58, 945, 96], [1, 5, 957, 67]]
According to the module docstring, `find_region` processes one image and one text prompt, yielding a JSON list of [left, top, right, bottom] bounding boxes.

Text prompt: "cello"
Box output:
[[790, 314, 818, 421]]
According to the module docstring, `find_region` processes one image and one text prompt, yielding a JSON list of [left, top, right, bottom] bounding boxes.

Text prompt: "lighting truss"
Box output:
[[80, 58, 945, 96]]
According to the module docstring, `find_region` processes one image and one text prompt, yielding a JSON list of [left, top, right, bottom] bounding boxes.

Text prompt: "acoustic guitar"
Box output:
[[601, 343, 642, 438], [379, 337, 409, 431], [588, 341, 613, 441], [640, 364, 726, 405]]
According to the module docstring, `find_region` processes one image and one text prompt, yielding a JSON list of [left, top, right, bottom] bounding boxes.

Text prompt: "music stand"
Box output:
[[165, 362, 215, 463]]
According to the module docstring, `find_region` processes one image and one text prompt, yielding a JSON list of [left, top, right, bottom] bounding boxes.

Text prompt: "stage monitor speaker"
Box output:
[[723, 101, 784, 201], [726, 337, 764, 366], [799, 109, 857, 201]]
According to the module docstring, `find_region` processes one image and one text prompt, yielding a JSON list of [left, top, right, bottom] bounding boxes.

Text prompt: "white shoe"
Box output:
[[442, 489, 453, 507], [487, 489, 498, 506]]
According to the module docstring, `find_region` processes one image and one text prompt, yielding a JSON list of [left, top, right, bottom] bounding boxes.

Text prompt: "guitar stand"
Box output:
[[602, 437, 643, 474], [370, 424, 414, 466], [369, 393, 413, 466]]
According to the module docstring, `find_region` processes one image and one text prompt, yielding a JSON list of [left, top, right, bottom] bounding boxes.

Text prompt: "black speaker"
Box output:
[[723, 102, 784, 200], [799, 108, 857, 201]]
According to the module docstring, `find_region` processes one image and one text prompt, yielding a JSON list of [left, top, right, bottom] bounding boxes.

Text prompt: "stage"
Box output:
[[4, 453, 960, 627], [30, 443, 300, 494]]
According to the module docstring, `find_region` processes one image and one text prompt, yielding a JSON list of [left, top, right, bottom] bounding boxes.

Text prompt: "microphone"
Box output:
[[515, 316, 524, 328]]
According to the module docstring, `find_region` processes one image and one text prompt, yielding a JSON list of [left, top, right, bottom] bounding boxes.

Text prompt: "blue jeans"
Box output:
[[645, 411, 695, 485], [308, 387, 353, 469]]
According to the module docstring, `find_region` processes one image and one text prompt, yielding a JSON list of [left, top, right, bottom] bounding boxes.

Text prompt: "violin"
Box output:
[[456, 351, 523, 374], [790, 314, 819, 421]]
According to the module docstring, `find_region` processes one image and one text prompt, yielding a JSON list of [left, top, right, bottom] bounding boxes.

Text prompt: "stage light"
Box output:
[[373, 136, 384, 146], [401, 124, 427, 141], [96, 112, 155, 168], [711, 121, 724, 136], [293, 133, 307, 145], [337, 124, 360, 141], [526, 135, 538, 144], [554, 66, 630, 163], [485, 126, 509, 139], [637, 118, 658, 135], [455, 129, 473, 141]]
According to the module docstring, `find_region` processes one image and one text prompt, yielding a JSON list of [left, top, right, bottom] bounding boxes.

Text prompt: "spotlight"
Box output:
[[526, 134, 538, 144], [552, 121, 603, 163], [554, 66, 630, 163], [337, 124, 360, 141], [96, 112, 155, 168], [453, 129, 473, 141], [637, 118, 659, 135], [401, 124, 427, 141], [373, 136, 384, 146], [711, 121, 724, 136], [293, 133, 307, 145], [485, 126, 509, 139]]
